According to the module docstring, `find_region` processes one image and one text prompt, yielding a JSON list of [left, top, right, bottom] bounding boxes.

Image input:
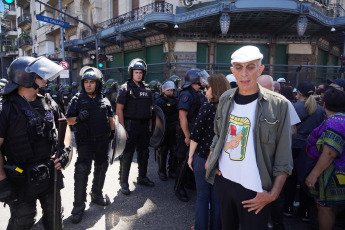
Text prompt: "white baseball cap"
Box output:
[[226, 74, 237, 83], [231, 46, 263, 65], [277, 78, 286, 83]]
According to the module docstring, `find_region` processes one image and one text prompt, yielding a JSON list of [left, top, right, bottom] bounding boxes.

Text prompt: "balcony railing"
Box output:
[[18, 14, 32, 27], [95, 2, 173, 32], [304, 0, 345, 17], [3, 8, 16, 20], [17, 36, 33, 48], [16, 0, 30, 8], [4, 46, 18, 56]]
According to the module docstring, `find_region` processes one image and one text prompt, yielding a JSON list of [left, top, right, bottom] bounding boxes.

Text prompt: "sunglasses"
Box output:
[[205, 84, 210, 90]]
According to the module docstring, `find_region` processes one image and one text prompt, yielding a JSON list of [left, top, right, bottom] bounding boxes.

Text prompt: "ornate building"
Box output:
[[1, 0, 345, 85]]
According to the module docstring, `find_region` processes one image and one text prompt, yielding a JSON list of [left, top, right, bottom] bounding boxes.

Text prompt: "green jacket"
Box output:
[[205, 84, 293, 191]]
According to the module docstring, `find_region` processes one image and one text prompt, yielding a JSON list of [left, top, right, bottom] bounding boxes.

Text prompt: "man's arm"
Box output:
[[66, 117, 77, 125], [0, 138, 6, 180], [179, 110, 190, 146]]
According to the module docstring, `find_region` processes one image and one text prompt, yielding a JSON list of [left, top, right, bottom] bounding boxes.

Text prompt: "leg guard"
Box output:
[[119, 152, 133, 195], [40, 190, 63, 230], [137, 149, 154, 186], [73, 163, 90, 207], [91, 161, 109, 206], [7, 200, 36, 230], [157, 146, 168, 181]]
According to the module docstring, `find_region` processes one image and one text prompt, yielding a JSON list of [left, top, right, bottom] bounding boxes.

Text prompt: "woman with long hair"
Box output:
[[188, 73, 230, 230]]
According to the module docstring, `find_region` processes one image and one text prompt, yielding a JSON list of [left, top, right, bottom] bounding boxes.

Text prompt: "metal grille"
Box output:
[[95, 2, 173, 32]]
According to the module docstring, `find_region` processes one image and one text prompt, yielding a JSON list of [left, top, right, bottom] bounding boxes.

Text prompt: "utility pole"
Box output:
[[35, 0, 99, 68], [58, 0, 66, 83]]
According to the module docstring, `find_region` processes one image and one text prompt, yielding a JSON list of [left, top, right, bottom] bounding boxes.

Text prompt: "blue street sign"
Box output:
[[36, 15, 70, 28]]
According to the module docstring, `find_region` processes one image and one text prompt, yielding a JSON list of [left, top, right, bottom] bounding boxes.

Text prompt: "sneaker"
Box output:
[[283, 207, 293, 217]]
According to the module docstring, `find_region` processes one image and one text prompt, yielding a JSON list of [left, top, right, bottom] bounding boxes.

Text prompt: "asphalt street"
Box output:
[[0, 132, 344, 229]]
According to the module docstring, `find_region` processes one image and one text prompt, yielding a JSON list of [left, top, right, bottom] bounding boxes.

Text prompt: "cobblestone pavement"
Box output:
[[0, 134, 344, 229]]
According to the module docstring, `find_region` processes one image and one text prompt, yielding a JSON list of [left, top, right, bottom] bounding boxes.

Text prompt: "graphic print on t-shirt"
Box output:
[[224, 115, 250, 161]]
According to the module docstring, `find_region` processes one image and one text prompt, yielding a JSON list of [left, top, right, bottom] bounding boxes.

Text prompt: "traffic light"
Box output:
[[2, 0, 14, 4], [98, 53, 104, 68]]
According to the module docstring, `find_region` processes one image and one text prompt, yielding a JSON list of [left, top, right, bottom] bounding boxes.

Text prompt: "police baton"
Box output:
[[54, 118, 67, 230], [174, 147, 190, 193]]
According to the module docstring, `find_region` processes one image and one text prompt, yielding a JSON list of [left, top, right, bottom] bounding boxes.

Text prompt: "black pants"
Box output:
[[215, 175, 270, 230], [7, 187, 62, 230], [120, 120, 150, 179], [158, 127, 177, 173], [284, 148, 314, 214], [77, 138, 109, 166]]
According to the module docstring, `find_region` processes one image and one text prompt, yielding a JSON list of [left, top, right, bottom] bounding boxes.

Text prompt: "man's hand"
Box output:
[[54, 146, 71, 170], [242, 190, 276, 214], [76, 110, 89, 123]]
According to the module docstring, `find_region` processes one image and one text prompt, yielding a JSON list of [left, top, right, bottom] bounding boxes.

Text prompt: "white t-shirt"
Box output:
[[288, 101, 300, 126], [218, 100, 263, 193]]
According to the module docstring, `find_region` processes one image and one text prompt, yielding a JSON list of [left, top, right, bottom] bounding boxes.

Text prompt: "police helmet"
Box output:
[[63, 84, 71, 92], [0, 82, 6, 89], [169, 75, 181, 88], [162, 81, 176, 92], [105, 79, 116, 89], [128, 58, 147, 80], [3, 56, 63, 95], [182, 69, 202, 89], [80, 66, 103, 94], [148, 80, 161, 92], [49, 83, 57, 91]]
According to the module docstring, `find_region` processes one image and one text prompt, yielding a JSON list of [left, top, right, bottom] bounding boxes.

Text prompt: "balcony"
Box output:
[[17, 14, 32, 29], [4, 28, 18, 38], [304, 0, 345, 17], [17, 36, 33, 50], [16, 0, 30, 8], [4, 46, 18, 56], [95, 1, 173, 32], [46, 0, 58, 6], [3, 8, 16, 20], [45, 23, 61, 36]]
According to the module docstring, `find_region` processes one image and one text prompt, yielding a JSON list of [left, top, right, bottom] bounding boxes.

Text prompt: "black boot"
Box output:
[[137, 150, 155, 187], [119, 154, 133, 195], [157, 148, 168, 181], [72, 163, 89, 224], [91, 161, 109, 206]]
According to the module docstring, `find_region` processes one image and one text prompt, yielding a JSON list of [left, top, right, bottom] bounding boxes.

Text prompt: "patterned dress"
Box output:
[[306, 113, 345, 205]]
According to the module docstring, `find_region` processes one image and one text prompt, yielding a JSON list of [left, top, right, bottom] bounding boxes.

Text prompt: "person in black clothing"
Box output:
[[49, 83, 64, 112], [116, 58, 154, 195], [61, 84, 73, 113], [175, 69, 207, 202], [0, 56, 71, 230], [154, 80, 178, 181], [66, 66, 115, 224]]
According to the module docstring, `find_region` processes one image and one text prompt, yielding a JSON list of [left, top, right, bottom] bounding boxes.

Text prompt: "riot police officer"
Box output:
[[49, 83, 64, 112], [0, 56, 72, 230], [116, 58, 154, 195], [154, 81, 178, 181], [103, 79, 118, 113], [169, 75, 182, 97], [148, 80, 161, 101], [66, 66, 115, 224], [61, 84, 73, 113], [175, 69, 206, 202], [71, 81, 79, 95]]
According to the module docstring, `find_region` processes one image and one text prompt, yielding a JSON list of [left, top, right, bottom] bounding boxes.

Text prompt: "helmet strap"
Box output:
[[32, 82, 39, 90]]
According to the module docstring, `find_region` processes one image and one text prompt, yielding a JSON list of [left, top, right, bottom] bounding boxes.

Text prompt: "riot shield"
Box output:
[[109, 115, 127, 164], [149, 105, 166, 148]]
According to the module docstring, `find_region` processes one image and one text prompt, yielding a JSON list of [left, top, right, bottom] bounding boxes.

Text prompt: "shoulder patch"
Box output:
[[181, 95, 189, 102]]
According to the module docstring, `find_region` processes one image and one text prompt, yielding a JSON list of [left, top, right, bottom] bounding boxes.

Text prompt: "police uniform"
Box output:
[[61, 86, 73, 113], [0, 56, 67, 230], [154, 94, 178, 180], [117, 79, 154, 192], [49, 88, 64, 111], [66, 90, 113, 222]]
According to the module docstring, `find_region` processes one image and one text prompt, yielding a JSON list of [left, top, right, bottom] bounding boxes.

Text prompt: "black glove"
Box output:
[[0, 178, 14, 203], [55, 146, 72, 169], [110, 130, 115, 140], [76, 110, 89, 123]]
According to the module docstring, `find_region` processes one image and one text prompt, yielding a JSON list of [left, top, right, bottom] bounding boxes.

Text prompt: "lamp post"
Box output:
[[297, 16, 308, 36], [220, 13, 230, 36]]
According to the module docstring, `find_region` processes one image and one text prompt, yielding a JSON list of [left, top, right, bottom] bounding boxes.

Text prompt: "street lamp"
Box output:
[[220, 13, 230, 36], [297, 16, 308, 36]]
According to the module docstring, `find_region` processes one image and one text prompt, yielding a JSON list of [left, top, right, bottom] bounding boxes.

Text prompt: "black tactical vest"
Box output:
[[49, 90, 61, 105], [185, 88, 205, 124], [123, 81, 152, 120], [159, 96, 178, 130], [62, 91, 72, 107], [75, 93, 110, 140], [2, 95, 57, 165]]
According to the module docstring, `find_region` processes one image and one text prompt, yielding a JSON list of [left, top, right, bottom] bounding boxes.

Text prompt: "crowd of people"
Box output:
[[0, 45, 344, 230]]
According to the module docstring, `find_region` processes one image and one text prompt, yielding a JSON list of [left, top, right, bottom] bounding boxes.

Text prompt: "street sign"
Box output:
[[90, 54, 96, 60], [59, 61, 69, 70], [106, 55, 113, 62], [60, 70, 69, 79], [36, 15, 70, 28]]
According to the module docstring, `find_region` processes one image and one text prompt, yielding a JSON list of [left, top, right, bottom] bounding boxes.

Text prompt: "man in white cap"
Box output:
[[205, 46, 293, 230]]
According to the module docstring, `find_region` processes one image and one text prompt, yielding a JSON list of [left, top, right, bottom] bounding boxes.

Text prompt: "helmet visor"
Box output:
[[199, 69, 209, 84], [25, 57, 63, 81]]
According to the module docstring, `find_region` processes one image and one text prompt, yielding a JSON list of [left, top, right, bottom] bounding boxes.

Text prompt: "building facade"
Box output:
[[1, 0, 344, 86]]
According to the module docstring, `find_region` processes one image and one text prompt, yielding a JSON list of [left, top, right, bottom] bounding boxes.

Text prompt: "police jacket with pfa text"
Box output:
[[117, 80, 152, 120]]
